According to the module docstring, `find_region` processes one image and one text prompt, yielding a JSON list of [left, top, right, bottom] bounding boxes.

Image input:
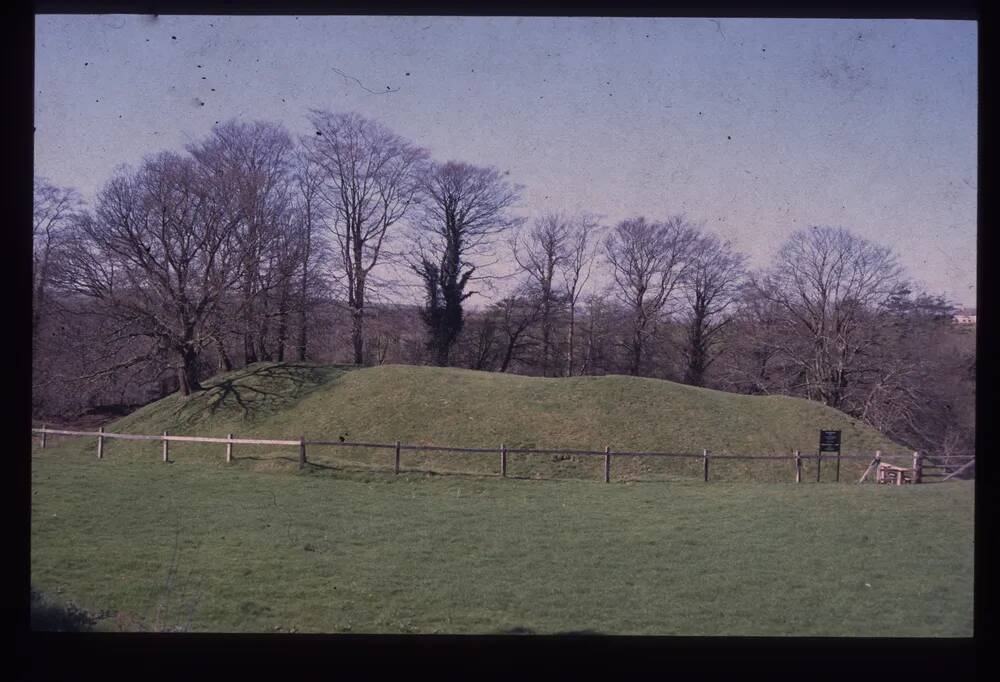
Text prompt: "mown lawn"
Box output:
[[30, 444, 974, 636]]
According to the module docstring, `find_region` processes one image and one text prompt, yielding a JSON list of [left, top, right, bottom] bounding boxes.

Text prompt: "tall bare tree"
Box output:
[[188, 120, 296, 367], [492, 292, 545, 373], [754, 226, 905, 410], [304, 110, 428, 365], [605, 216, 698, 375], [714, 282, 790, 395], [60, 152, 243, 395], [410, 161, 522, 366], [290, 152, 326, 362], [559, 214, 601, 376], [33, 177, 82, 347], [679, 231, 746, 386], [512, 214, 570, 376], [462, 311, 500, 371]]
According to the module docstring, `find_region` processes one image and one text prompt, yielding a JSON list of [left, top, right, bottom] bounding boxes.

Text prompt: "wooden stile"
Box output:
[[858, 451, 881, 484]]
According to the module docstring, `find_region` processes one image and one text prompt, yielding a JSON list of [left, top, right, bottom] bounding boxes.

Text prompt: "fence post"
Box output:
[[703, 449, 709, 482], [795, 450, 801, 483], [501, 443, 507, 478], [912, 451, 922, 484], [226, 433, 233, 463], [41, 425, 47, 450], [874, 450, 882, 484], [97, 427, 104, 459], [604, 446, 611, 483], [835, 449, 841, 483], [299, 436, 307, 470], [395, 440, 401, 475], [162, 431, 169, 463], [816, 450, 822, 483]]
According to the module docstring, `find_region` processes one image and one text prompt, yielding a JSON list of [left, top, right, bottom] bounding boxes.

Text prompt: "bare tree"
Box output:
[[512, 214, 570, 376], [188, 120, 296, 367], [559, 214, 601, 376], [713, 282, 790, 395], [304, 110, 428, 366], [60, 152, 243, 395], [754, 226, 905, 410], [269, 210, 309, 362], [853, 290, 973, 456], [605, 216, 698, 375], [492, 293, 545, 373], [33, 177, 82, 347], [467, 312, 500, 371], [409, 161, 522, 366], [679, 231, 746, 386], [290, 151, 326, 362]]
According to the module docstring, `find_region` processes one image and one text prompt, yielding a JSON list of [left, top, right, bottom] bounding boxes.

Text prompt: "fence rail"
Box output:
[[31, 425, 970, 484]]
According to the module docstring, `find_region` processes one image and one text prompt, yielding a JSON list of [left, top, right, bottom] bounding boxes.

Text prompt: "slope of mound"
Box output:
[[107, 362, 906, 458]]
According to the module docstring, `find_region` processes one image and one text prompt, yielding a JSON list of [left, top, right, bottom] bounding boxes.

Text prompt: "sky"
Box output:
[[34, 15, 978, 308]]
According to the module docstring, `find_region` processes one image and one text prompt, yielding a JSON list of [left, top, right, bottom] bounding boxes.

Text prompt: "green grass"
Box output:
[[34, 364, 966, 635], [31, 444, 974, 636], [77, 362, 911, 483]]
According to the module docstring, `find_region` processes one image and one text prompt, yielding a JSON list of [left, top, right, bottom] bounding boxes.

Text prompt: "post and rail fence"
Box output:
[[31, 425, 975, 485]]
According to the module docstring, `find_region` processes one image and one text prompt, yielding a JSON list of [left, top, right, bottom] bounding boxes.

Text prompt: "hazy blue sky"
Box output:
[[35, 15, 978, 307]]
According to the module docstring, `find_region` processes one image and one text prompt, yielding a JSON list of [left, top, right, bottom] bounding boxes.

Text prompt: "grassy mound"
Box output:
[[56, 362, 910, 483]]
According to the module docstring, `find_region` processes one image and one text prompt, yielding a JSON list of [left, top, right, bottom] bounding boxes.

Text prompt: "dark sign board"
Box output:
[[819, 430, 841, 453]]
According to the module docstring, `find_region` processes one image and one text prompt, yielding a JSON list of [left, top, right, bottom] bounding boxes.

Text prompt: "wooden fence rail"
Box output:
[[31, 426, 961, 484]]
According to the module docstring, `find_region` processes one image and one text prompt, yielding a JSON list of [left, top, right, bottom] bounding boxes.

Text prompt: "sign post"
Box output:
[[819, 430, 841, 483]]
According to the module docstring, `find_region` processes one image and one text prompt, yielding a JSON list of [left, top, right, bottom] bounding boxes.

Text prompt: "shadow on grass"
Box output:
[[170, 363, 357, 425], [30, 587, 96, 632], [499, 626, 603, 636]]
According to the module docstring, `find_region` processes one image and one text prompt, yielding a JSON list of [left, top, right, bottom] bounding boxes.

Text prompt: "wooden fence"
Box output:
[[31, 426, 975, 485]]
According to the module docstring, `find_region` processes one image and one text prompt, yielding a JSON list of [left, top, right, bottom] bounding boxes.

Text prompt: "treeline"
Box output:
[[32, 111, 975, 457]]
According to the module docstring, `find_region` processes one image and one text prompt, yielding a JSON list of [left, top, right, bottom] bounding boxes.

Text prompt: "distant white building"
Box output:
[[953, 307, 977, 325]]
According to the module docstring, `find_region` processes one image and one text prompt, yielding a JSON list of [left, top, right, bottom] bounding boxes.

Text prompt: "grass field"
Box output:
[[30, 443, 974, 636]]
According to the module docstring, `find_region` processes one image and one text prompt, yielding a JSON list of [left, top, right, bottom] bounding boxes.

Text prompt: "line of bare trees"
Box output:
[[32, 110, 975, 459]]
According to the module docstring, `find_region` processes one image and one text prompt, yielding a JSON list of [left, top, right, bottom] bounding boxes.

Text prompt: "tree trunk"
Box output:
[[257, 306, 273, 362], [581, 319, 594, 376], [499, 334, 520, 373], [32, 244, 52, 350], [435, 342, 450, 367], [566, 305, 576, 377], [216, 337, 233, 372], [541, 294, 551, 376], [352, 307, 365, 365], [276, 298, 288, 363], [244, 332, 258, 366], [630, 328, 643, 376], [177, 346, 202, 396], [296, 223, 312, 362], [685, 308, 707, 386]]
